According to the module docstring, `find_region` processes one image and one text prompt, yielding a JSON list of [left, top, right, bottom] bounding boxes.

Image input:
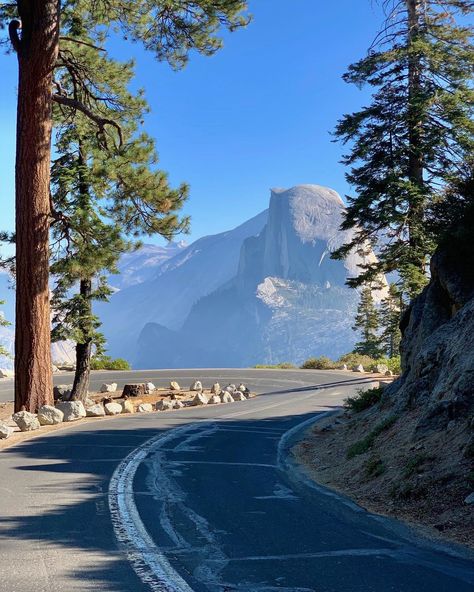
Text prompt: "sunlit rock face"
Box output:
[[133, 185, 386, 369]]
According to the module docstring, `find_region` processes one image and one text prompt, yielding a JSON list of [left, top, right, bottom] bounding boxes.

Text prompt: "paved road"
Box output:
[[0, 369, 472, 592]]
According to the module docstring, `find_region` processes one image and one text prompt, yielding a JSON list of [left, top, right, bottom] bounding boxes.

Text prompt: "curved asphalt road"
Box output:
[[0, 369, 472, 592]]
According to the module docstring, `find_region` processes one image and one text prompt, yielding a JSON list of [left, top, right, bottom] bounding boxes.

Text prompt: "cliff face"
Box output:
[[387, 238, 474, 432], [135, 185, 386, 368]]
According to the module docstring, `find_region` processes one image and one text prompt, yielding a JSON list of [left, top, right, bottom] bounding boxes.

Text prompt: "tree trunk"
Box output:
[[70, 279, 93, 402], [11, 2, 60, 412], [406, 0, 425, 271]]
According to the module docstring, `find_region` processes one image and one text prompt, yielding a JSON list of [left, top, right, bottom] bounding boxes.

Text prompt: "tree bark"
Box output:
[[70, 279, 93, 402], [12, 2, 60, 412], [406, 0, 425, 270]]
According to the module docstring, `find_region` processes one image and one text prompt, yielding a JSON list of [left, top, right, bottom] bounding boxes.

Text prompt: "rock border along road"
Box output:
[[0, 369, 473, 592]]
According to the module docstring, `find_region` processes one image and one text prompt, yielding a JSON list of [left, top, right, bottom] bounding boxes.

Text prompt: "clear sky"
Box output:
[[0, 0, 385, 247]]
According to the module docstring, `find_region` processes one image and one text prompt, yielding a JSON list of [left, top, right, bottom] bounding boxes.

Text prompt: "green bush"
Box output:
[[370, 356, 402, 374], [365, 456, 386, 478], [403, 453, 433, 478], [253, 362, 296, 369], [344, 386, 384, 413], [346, 415, 397, 459], [300, 356, 336, 370], [90, 356, 131, 371], [337, 352, 376, 369]]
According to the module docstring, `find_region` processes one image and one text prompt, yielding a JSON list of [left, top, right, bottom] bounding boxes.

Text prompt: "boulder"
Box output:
[[238, 383, 249, 394], [464, 493, 474, 505], [342, 364, 348, 371], [221, 392, 235, 404], [100, 383, 118, 393], [353, 365, 365, 373], [169, 381, 181, 391], [104, 402, 123, 415], [233, 391, 247, 402], [374, 363, 389, 374], [385, 370, 394, 377], [12, 411, 40, 432], [0, 422, 14, 439], [122, 384, 146, 397], [86, 404, 106, 417], [191, 392, 208, 406], [173, 400, 185, 410], [138, 403, 153, 413], [208, 394, 221, 405], [146, 382, 156, 393], [190, 380, 203, 391], [211, 382, 222, 395], [37, 405, 64, 426], [53, 384, 73, 401], [122, 399, 135, 414], [156, 399, 174, 411], [0, 369, 14, 378], [84, 397, 95, 408], [56, 401, 87, 422]]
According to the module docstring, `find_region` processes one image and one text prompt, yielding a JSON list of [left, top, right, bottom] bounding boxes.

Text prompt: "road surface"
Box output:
[[0, 369, 472, 592]]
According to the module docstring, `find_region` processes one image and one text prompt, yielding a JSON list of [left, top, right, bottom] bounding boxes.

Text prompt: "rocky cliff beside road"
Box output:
[[296, 234, 474, 549]]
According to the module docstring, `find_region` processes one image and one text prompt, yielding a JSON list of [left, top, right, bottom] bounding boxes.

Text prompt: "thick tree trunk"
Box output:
[[12, 2, 60, 412], [406, 0, 425, 271], [70, 279, 93, 402]]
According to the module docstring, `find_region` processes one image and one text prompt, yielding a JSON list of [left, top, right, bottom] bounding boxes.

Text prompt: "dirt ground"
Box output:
[[294, 406, 474, 550]]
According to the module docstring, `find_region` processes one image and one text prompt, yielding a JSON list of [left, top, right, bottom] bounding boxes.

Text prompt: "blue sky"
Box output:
[[0, 0, 384, 246]]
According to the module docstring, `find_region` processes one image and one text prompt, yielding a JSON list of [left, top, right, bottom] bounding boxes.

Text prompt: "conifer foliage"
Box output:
[[333, 0, 474, 299], [352, 286, 383, 358]]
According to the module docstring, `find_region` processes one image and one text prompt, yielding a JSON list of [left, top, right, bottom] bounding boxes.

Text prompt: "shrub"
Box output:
[[370, 356, 402, 374], [344, 386, 384, 413], [403, 453, 433, 478], [300, 356, 336, 370], [337, 352, 376, 369], [346, 415, 397, 458], [365, 456, 386, 478], [90, 356, 131, 371]]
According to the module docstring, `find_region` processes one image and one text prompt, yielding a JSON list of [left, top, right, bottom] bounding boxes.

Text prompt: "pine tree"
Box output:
[[333, 0, 474, 299], [0, 0, 249, 412], [353, 286, 382, 358], [379, 283, 403, 358], [50, 28, 189, 401]]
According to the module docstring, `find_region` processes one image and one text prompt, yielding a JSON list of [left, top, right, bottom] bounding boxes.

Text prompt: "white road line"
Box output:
[[108, 390, 345, 592]]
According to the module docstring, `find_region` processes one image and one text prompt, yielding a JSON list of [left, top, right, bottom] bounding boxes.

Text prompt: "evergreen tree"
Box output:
[[353, 286, 382, 358], [50, 29, 189, 401], [379, 283, 402, 358], [0, 0, 249, 412], [333, 0, 474, 299]]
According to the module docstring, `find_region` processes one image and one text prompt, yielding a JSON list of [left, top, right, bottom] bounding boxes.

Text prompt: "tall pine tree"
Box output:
[[379, 283, 403, 358], [50, 27, 189, 401], [0, 0, 249, 411], [353, 286, 382, 358], [333, 0, 474, 299]]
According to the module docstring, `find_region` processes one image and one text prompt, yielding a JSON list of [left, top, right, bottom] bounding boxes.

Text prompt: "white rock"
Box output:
[[190, 380, 203, 391], [169, 381, 180, 391], [56, 401, 87, 422], [211, 382, 221, 395], [86, 404, 106, 417], [37, 405, 64, 426], [375, 363, 389, 374], [122, 399, 135, 414], [221, 392, 235, 403], [208, 394, 221, 405], [464, 492, 474, 505], [353, 364, 365, 373], [173, 400, 185, 410], [233, 391, 247, 401], [238, 383, 249, 393], [138, 403, 153, 413], [342, 364, 348, 371], [192, 392, 208, 406], [146, 382, 156, 393], [100, 383, 118, 393], [84, 397, 95, 408], [12, 411, 40, 432], [385, 370, 394, 377], [156, 399, 174, 411], [0, 422, 14, 439], [52, 365, 60, 373], [0, 369, 14, 379], [224, 385, 236, 395], [104, 402, 123, 415]]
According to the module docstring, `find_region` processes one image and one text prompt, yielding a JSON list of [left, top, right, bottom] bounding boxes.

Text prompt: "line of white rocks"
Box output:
[[0, 381, 253, 440]]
